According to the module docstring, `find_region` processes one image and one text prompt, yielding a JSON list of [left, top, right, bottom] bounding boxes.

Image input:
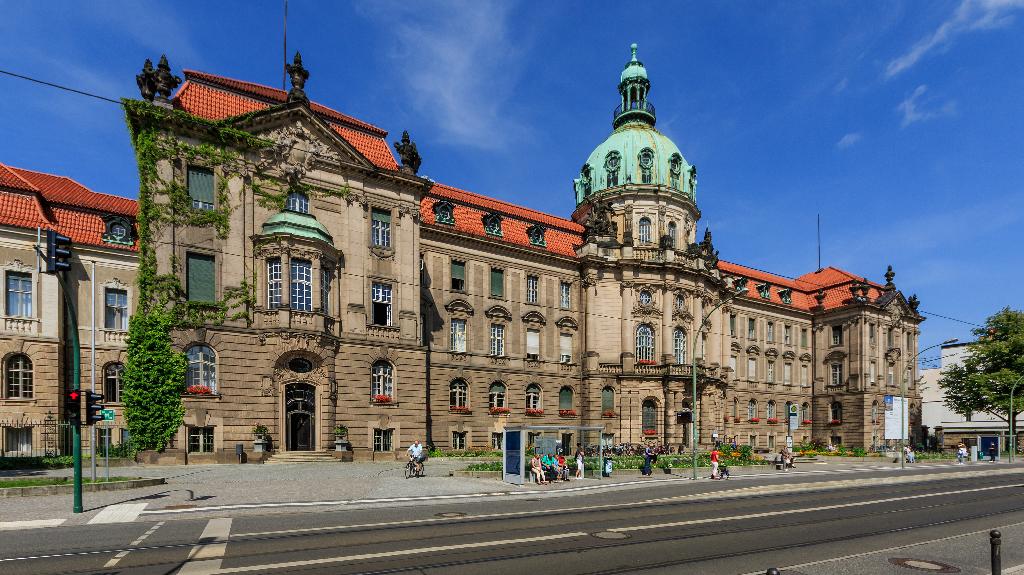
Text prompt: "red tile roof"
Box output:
[[0, 162, 137, 251], [720, 262, 889, 311], [174, 70, 398, 170]]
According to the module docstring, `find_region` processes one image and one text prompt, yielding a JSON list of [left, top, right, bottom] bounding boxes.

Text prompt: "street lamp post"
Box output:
[[901, 337, 958, 469], [691, 280, 747, 480], [1006, 375, 1023, 464]]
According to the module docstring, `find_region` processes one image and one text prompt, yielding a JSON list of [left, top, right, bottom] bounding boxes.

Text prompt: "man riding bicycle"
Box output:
[[407, 439, 426, 476]]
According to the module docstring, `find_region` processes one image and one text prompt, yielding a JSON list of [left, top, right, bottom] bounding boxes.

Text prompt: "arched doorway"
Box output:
[[285, 383, 316, 451]]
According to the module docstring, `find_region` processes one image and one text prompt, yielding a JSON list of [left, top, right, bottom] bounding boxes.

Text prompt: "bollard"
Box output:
[[766, 569, 781, 575], [991, 530, 1001, 575]]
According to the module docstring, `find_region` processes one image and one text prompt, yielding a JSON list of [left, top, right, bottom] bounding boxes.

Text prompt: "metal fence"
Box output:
[[0, 417, 129, 458]]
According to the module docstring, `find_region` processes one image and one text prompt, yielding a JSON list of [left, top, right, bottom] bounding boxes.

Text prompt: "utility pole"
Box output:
[[902, 338, 958, 470]]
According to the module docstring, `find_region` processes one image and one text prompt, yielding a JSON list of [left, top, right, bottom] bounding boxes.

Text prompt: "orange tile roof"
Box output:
[[174, 70, 398, 170], [10, 167, 136, 216], [429, 183, 584, 233], [0, 189, 49, 231], [720, 261, 889, 312], [0, 164, 39, 193]]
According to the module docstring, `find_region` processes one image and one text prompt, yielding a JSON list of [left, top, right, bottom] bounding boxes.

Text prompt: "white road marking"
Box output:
[[0, 519, 65, 530], [88, 503, 148, 524], [173, 518, 232, 575], [103, 521, 165, 568], [215, 531, 587, 573], [609, 482, 1024, 532]]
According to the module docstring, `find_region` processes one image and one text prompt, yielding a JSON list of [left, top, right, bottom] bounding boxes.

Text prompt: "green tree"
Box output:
[[122, 311, 187, 451], [939, 307, 1024, 424]]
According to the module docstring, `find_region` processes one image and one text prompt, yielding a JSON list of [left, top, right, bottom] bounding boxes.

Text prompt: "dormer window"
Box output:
[[605, 151, 621, 187], [638, 217, 652, 243], [286, 191, 309, 213], [527, 224, 546, 247], [580, 165, 592, 197], [433, 201, 455, 225], [483, 213, 503, 236], [101, 215, 134, 246], [638, 148, 654, 184], [757, 283, 771, 299], [669, 154, 682, 190], [778, 288, 792, 305]]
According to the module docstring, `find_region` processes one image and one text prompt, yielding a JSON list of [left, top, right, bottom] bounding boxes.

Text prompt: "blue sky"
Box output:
[[2, 0, 1022, 366]]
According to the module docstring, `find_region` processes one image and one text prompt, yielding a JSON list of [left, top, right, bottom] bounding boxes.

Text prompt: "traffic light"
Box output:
[[84, 391, 105, 425], [64, 389, 81, 424], [45, 229, 72, 273]]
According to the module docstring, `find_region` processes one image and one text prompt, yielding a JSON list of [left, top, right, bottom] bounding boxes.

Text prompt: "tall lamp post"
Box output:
[[1003, 374, 1024, 464], [691, 280, 747, 480], [902, 337, 958, 469]]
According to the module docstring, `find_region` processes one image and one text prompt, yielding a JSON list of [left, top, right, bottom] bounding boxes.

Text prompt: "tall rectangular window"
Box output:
[[801, 364, 809, 386], [266, 258, 282, 307], [801, 328, 808, 347], [490, 324, 505, 356], [766, 322, 775, 343], [526, 328, 540, 358], [187, 427, 215, 453], [490, 268, 504, 298], [450, 260, 465, 291], [187, 167, 214, 211], [747, 358, 757, 379], [321, 267, 332, 314], [186, 253, 215, 302], [869, 323, 876, 345], [830, 363, 843, 386], [729, 314, 737, 337], [747, 318, 756, 340], [371, 208, 391, 247], [104, 288, 128, 330], [888, 366, 895, 386], [560, 333, 572, 363], [767, 361, 775, 383], [784, 325, 792, 345], [783, 362, 792, 384], [869, 361, 877, 384], [560, 282, 571, 309], [290, 259, 313, 311], [887, 328, 895, 348], [526, 275, 538, 304], [729, 355, 737, 372], [373, 429, 393, 452], [831, 325, 843, 346], [5, 272, 31, 317], [450, 319, 467, 352], [452, 431, 467, 450], [371, 283, 392, 326]]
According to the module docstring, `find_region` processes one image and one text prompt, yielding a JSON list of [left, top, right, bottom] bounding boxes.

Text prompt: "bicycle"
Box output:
[[405, 458, 425, 478]]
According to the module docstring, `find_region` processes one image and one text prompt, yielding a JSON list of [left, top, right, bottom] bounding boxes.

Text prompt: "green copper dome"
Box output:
[[573, 44, 697, 205], [261, 210, 333, 244]]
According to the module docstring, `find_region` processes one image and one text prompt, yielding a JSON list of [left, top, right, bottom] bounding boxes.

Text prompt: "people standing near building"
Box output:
[[989, 443, 997, 463], [710, 446, 720, 479], [575, 444, 584, 479], [956, 443, 967, 464], [642, 444, 653, 476]]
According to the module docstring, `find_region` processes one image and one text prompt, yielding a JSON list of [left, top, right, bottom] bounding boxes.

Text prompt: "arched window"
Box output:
[[489, 382, 506, 408], [371, 361, 394, 398], [286, 191, 309, 214], [766, 401, 776, 419], [830, 401, 843, 423], [526, 384, 542, 410], [559, 386, 574, 410], [673, 328, 687, 364], [635, 324, 655, 362], [186, 345, 216, 393], [747, 400, 758, 420], [638, 217, 652, 243], [449, 379, 468, 409], [801, 402, 810, 422], [5, 354, 32, 398], [104, 363, 124, 403], [601, 386, 615, 412], [642, 399, 657, 434], [667, 222, 677, 247]]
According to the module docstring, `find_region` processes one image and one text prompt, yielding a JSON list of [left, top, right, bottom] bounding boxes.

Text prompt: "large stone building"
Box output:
[[2, 46, 926, 460]]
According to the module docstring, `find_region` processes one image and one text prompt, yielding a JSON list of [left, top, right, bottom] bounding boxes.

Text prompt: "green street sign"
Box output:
[[100, 409, 115, 421]]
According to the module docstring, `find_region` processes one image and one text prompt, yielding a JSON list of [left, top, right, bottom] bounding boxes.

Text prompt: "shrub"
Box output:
[[466, 461, 502, 472], [252, 424, 269, 438]]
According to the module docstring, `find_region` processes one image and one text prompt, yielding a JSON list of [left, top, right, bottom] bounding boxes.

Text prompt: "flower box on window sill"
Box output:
[[449, 406, 471, 414], [642, 429, 658, 436], [372, 394, 394, 404], [801, 419, 813, 425], [748, 418, 761, 423], [525, 408, 545, 417], [558, 409, 577, 418], [602, 410, 617, 418], [724, 416, 732, 422], [636, 360, 658, 365], [489, 407, 511, 416], [829, 419, 842, 425], [186, 385, 213, 395], [766, 418, 779, 424]]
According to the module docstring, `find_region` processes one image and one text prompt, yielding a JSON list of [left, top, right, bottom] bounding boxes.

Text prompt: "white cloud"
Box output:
[[897, 85, 957, 127], [360, 1, 529, 150], [833, 77, 849, 94], [836, 132, 862, 149], [885, 0, 1024, 78]]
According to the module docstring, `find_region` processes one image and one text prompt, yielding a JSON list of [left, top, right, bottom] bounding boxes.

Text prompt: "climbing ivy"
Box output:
[[122, 310, 187, 452]]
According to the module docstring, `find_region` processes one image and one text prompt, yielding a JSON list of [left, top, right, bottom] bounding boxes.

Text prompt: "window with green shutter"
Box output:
[[186, 253, 216, 302], [450, 260, 465, 291], [187, 167, 215, 211], [490, 268, 504, 298]]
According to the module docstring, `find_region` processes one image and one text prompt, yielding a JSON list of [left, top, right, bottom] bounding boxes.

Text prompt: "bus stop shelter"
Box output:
[[501, 425, 606, 485]]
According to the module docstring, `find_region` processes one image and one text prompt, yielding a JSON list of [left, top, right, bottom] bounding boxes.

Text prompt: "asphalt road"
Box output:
[[4, 466, 1024, 575]]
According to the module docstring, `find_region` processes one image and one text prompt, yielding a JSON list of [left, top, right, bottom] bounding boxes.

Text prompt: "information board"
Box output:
[[884, 395, 907, 440]]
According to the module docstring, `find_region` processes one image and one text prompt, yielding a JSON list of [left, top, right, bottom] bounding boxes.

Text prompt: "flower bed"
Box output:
[[449, 406, 470, 414], [489, 407, 511, 415], [766, 418, 779, 424], [186, 385, 212, 395], [372, 394, 393, 404], [748, 417, 761, 423], [558, 409, 577, 417], [525, 408, 544, 416]]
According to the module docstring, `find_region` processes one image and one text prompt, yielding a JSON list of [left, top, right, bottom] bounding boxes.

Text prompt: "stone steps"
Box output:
[[264, 451, 339, 464]]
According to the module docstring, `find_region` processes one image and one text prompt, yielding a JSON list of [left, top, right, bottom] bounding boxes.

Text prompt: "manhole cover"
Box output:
[[435, 512, 466, 518], [592, 531, 629, 540], [888, 558, 961, 573]]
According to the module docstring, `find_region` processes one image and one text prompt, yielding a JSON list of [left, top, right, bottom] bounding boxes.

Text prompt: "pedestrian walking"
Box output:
[[956, 443, 967, 465], [989, 443, 997, 463], [710, 446, 720, 479], [574, 444, 584, 479], [642, 444, 653, 476]]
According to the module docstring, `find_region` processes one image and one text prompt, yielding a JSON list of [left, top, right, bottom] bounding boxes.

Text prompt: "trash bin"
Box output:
[[603, 458, 613, 477]]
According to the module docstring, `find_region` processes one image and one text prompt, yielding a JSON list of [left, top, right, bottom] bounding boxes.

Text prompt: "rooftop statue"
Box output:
[[285, 52, 310, 103], [394, 131, 422, 175]]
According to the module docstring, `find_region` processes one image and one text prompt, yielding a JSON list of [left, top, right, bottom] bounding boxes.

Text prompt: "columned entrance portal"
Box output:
[[285, 383, 315, 451]]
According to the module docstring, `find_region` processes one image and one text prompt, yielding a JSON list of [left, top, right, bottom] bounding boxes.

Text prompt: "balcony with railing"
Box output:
[[613, 100, 656, 127]]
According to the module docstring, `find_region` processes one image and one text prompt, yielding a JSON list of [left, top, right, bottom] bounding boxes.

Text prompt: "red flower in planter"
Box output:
[[724, 416, 732, 422], [489, 407, 511, 415], [642, 429, 658, 436], [766, 418, 779, 424], [801, 419, 813, 425], [372, 394, 393, 404], [829, 419, 842, 425], [602, 409, 617, 417], [186, 385, 212, 395], [449, 406, 470, 414], [636, 360, 657, 365], [748, 417, 761, 423], [525, 408, 545, 416], [558, 409, 577, 417]]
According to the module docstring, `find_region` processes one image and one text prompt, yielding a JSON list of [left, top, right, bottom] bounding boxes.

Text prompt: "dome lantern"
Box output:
[[614, 43, 655, 129]]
